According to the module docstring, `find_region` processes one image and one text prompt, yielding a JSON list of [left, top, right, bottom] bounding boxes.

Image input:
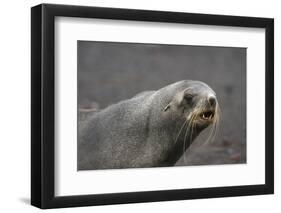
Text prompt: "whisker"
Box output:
[[183, 113, 196, 163], [183, 125, 189, 163], [174, 120, 188, 144], [202, 103, 220, 146], [189, 114, 197, 147], [214, 103, 221, 138], [181, 101, 221, 163], [204, 122, 215, 145]]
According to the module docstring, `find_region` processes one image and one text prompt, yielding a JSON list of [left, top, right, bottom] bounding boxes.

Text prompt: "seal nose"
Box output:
[[208, 96, 216, 107]]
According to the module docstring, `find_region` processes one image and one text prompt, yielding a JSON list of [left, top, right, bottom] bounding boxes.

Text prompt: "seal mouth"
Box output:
[[200, 110, 215, 121]]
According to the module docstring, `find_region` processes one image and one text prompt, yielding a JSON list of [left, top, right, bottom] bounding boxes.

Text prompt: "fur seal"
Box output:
[[78, 80, 219, 170]]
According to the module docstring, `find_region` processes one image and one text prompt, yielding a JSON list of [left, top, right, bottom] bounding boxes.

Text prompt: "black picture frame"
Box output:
[[31, 3, 274, 209]]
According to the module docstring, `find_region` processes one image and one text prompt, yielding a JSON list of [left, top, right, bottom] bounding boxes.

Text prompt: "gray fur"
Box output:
[[78, 80, 216, 170]]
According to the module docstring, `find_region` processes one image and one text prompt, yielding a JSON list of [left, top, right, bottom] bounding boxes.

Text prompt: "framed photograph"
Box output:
[[31, 3, 274, 209]]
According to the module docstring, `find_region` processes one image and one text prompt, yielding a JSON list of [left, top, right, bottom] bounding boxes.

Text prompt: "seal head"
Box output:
[[163, 81, 217, 131]]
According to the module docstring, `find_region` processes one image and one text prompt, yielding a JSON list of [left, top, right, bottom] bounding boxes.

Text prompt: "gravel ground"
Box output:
[[78, 41, 246, 166]]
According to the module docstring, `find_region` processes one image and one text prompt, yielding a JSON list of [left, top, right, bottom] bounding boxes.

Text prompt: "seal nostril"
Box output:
[[208, 96, 216, 106]]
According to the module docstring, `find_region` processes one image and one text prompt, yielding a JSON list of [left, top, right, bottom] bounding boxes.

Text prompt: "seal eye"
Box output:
[[184, 94, 193, 103]]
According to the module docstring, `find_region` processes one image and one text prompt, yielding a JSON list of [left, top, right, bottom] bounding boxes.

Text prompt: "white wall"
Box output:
[[0, 0, 279, 212]]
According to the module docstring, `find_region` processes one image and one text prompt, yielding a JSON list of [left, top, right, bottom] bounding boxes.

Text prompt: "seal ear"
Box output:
[[163, 103, 171, 112]]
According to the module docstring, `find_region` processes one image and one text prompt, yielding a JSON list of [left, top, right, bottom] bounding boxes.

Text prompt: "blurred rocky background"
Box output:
[[78, 41, 246, 166]]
